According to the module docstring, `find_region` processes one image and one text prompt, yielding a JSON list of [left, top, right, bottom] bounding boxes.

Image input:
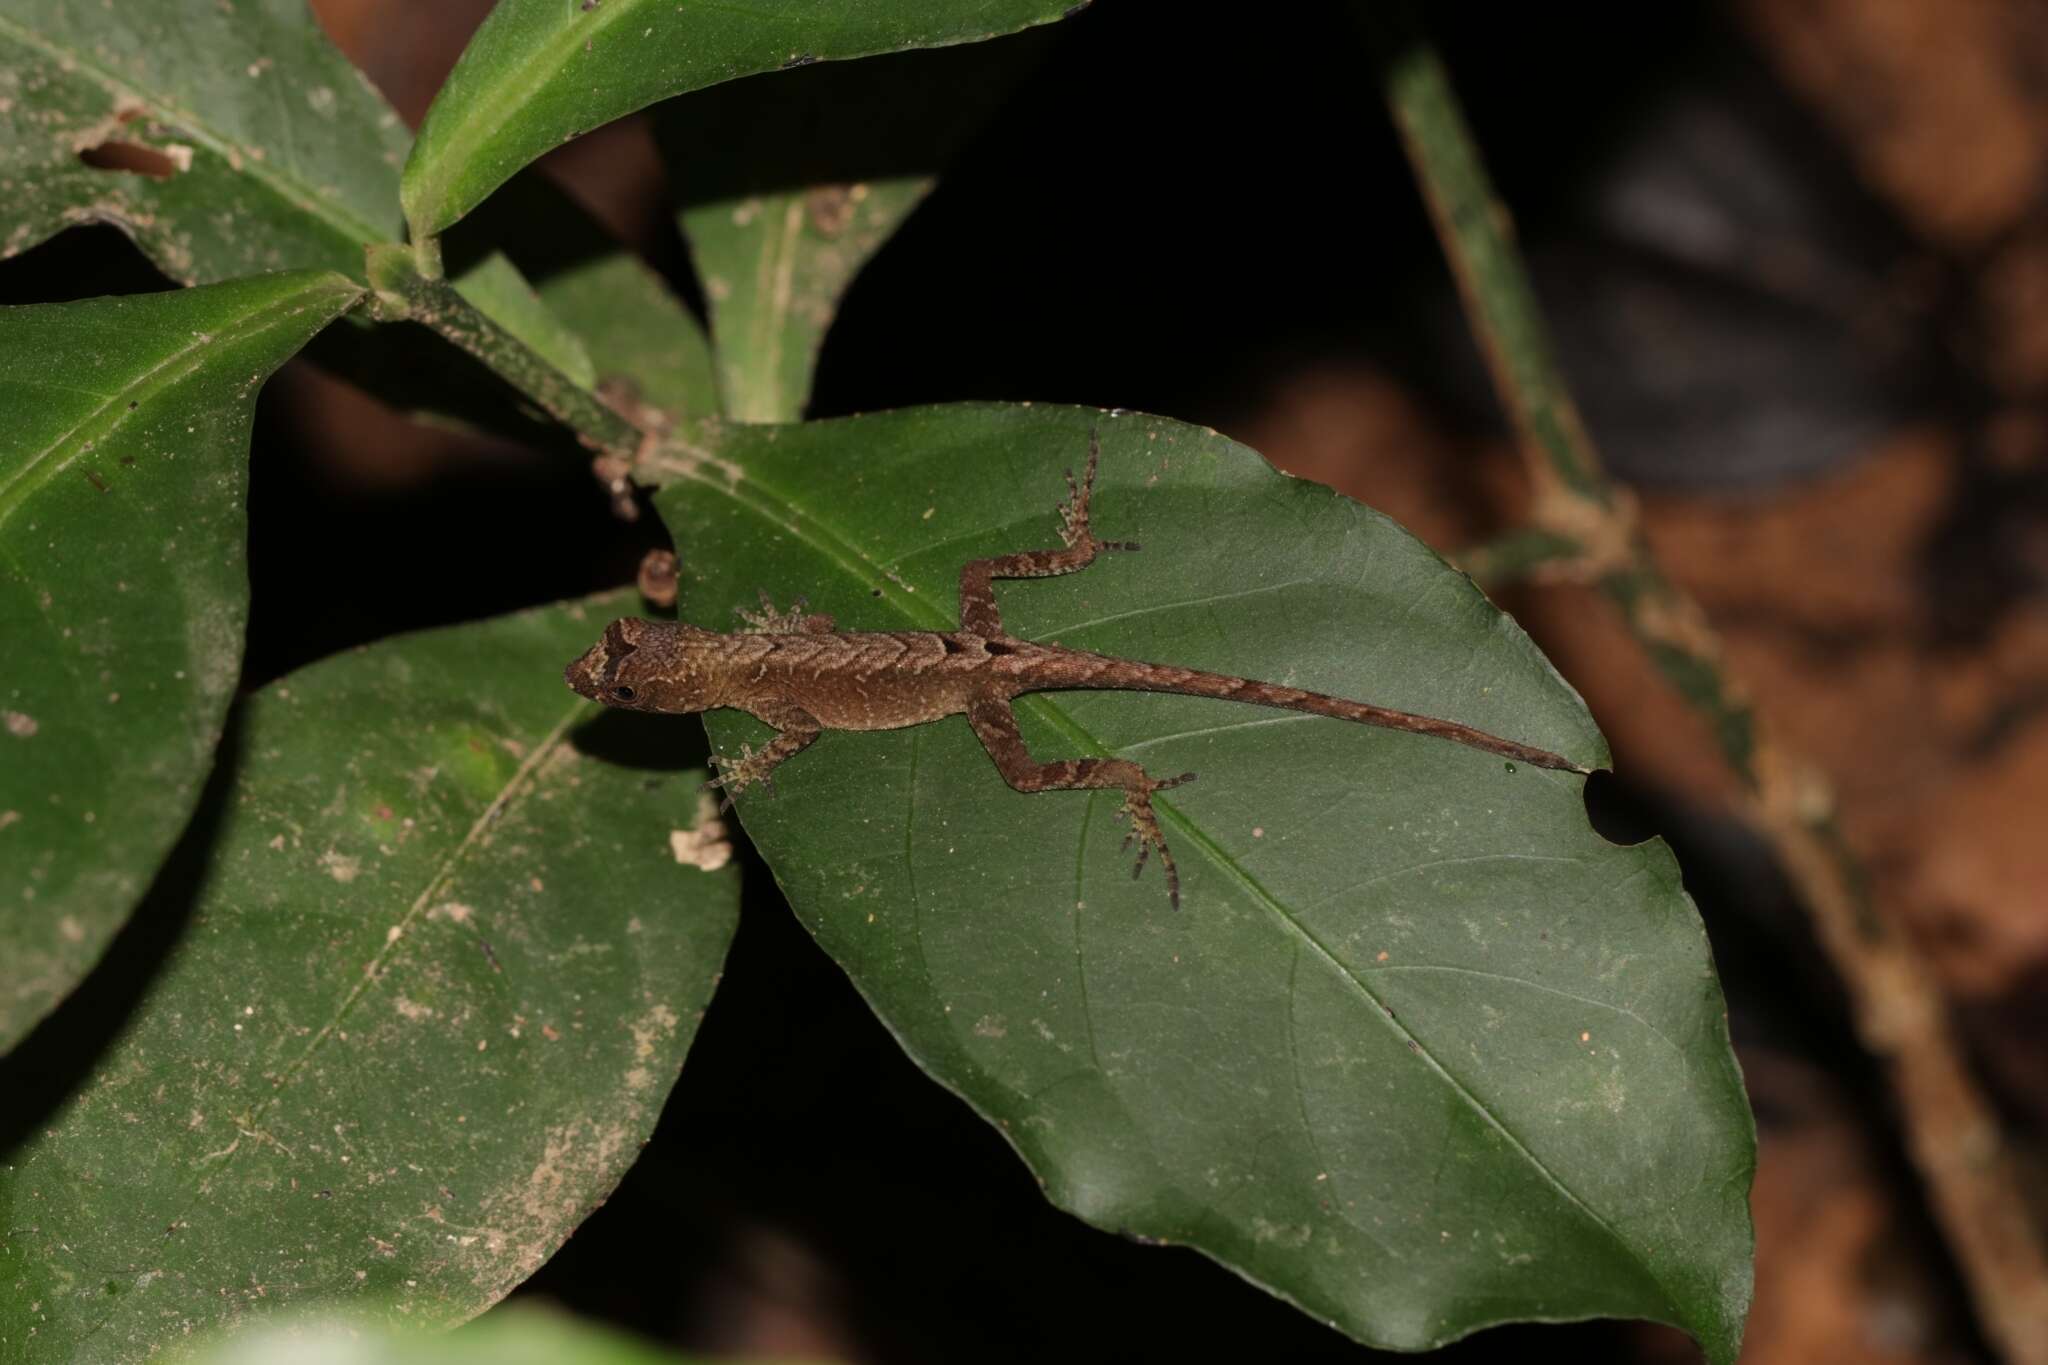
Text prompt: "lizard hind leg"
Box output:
[[966, 695, 1198, 909]]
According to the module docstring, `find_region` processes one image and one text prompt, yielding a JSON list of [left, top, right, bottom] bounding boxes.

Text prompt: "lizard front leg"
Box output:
[[966, 695, 1196, 909], [956, 427, 1137, 637], [706, 704, 823, 810], [736, 589, 836, 635]]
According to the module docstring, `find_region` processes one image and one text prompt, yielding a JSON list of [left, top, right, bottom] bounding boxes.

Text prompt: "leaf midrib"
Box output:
[[0, 15, 398, 254]]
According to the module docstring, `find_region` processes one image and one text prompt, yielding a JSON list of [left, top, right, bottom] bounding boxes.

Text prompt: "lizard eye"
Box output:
[[611, 684, 636, 701]]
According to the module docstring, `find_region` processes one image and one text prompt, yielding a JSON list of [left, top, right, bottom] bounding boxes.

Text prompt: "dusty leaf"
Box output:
[[0, 595, 740, 1357], [0, 270, 359, 1053], [0, 4, 627, 427], [0, 0, 407, 282], [642, 404, 1755, 1361]]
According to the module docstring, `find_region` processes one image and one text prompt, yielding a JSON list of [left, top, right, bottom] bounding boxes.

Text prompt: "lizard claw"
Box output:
[[1115, 781, 1184, 910], [705, 742, 775, 810]]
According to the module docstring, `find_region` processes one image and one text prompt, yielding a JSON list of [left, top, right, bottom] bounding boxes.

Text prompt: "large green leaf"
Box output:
[[640, 404, 1754, 1359], [658, 34, 1051, 421], [0, 0, 407, 282], [401, 0, 1088, 240], [0, 271, 359, 1055], [0, 595, 741, 1359]]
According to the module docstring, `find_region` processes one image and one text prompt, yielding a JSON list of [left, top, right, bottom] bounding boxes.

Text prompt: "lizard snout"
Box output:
[[563, 639, 610, 702]]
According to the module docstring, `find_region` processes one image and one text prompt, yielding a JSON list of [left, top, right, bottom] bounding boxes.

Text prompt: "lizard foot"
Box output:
[[736, 589, 834, 635], [1059, 431, 1139, 554], [704, 743, 777, 812], [1113, 772, 1197, 910], [1057, 464, 1091, 549]]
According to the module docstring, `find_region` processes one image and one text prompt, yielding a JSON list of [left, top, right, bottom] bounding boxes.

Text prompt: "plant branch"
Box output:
[[1366, 11, 2048, 1363], [363, 243, 641, 463], [1455, 526, 1587, 589]]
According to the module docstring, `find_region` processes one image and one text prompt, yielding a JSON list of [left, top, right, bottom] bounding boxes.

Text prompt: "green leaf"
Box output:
[[0, 270, 360, 1055], [401, 0, 1088, 241], [659, 33, 1051, 421], [0, 4, 600, 410], [180, 1304, 761, 1365], [0, 595, 741, 1357], [451, 173, 718, 424], [0, 0, 408, 282], [641, 405, 1755, 1360], [534, 244, 715, 424]]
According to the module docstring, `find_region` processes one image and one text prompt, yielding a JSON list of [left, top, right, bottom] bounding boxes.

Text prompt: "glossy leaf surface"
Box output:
[[0, 595, 741, 1357], [402, 0, 1086, 238], [643, 403, 1754, 1360], [0, 270, 359, 1053]]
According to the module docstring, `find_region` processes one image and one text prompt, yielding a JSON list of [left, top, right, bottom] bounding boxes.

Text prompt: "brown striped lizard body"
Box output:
[[566, 433, 1586, 907]]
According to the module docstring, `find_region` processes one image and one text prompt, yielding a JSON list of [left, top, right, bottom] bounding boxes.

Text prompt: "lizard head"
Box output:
[[564, 617, 723, 713]]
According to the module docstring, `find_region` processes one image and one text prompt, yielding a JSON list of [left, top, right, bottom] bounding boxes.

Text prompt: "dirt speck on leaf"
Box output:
[[630, 1004, 679, 1061], [319, 849, 361, 883], [3, 710, 37, 738], [669, 825, 730, 872], [668, 792, 731, 870]]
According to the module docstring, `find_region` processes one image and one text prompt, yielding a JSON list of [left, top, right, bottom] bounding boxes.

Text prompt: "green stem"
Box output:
[[1455, 527, 1583, 589], [411, 232, 445, 282], [363, 243, 639, 459]]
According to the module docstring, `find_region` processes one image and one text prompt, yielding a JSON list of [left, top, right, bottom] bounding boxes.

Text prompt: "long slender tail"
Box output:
[[1042, 649, 1592, 774]]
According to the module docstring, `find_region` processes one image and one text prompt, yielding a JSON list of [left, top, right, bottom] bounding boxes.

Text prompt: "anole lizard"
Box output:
[[565, 432, 1589, 908]]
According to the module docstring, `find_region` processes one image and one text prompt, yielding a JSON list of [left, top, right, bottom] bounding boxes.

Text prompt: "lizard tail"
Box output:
[[1058, 653, 1593, 775]]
